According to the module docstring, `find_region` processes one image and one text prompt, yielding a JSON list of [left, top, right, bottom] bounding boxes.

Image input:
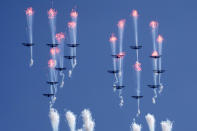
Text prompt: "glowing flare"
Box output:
[[152, 51, 159, 57], [150, 21, 158, 29], [26, 7, 34, 16], [56, 32, 65, 43], [134, 61, 142, 71], [50, 48, 60, 55], [109, 34, 117, 43], [157, 35, 164, 44], [132, 10, 138, 18], [117, 19, 126, 29], [68, 21, 77, 28], [117, 52, 125, 58], [48, 59, 56, 68], [70, 9, 78, 18], [48, 8, 57, 19]]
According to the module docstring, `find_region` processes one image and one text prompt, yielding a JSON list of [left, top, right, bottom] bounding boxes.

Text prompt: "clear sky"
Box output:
[[1, 0, 197, 130]]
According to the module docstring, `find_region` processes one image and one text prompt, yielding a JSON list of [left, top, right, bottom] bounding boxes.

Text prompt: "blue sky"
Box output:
[[1, 0, 197, 130]]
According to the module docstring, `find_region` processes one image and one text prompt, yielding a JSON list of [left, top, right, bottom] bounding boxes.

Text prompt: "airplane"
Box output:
[[22, 42, 35, 47], [64, 55, 76, 59], [113, 85, 125, 89], [46, 81, 58, 85], [149, 55, 161, 59], [111, 54, 125, 59], [46, 43, 59, 47], [130, 45, 142, 50], [153, 70, 165, 74], [131, 96, 143, 99], [107, 70, 119, 74], [55, 67, 66, 71], [67, 44, 80, 47], [43, 93, 54, 97], [147, 85, 160, 89]]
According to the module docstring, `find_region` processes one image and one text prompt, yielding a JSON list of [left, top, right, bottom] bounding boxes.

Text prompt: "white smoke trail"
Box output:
[[136, 71, 141, 116], [145, 113, 155, 131], [131, 122, 142, 131], [158, 35, 164, 93], [117, 19, 125, 86], [152, 30, 157, 51], [109, 34, 118, 84], [69, 69, 73, 78], [118, 46, 124, 86], [50, 96, 57, 108], [48, 9, 58, 87], [152, 60, 158, 104], [69, 27, 77, 69], [49, 17, 56, 44], [117, 19, 125, 107], [48, 8, 58, 65], [68, 10, 78, 78], [161, 120, 173, 131], [113, 58, 119, 84], [152, 89, 157, 104], [132, 10, 139, 61], [60, 71, 65, 88], [158, 43, 163, 72], [77, 129, 83, 131], [48, 62, 58, 107], [26, 8, 34, 67], [65, 111, 77, 131], [81, 109, 95, 131], [132, 11, 142, 116], [30, 47, 34, 67], [150, 21, 159, 51], [49, 108, 60, 131], [55, 32, 65, 88], [159, 83, 164, 94], [137, 99, 140, 116], [150, 21, 159, 103], [119, 90, 124, 107]]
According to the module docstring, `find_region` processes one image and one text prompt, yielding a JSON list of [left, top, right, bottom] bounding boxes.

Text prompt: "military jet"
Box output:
[[150, 55, 161, 58], [153, 70, 165, 74], [46, 43, 59, 48], [64, 56, 76, 59], [130, 45, 142, 50], [147, 85, 160, 89], [113, 85, 125, 89], [67, 44, 80, 47], [111, 54, 125, 59], [43, 93, 54, 97], [46, 81, 58, 85], [131, 96, 143, 99], [22, 42, 35, 47], [55, 67, 66, 71], [107, 70, 119, 74]]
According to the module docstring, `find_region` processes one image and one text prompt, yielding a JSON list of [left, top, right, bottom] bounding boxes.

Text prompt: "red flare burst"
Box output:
[[152, 50, 159, 57], [68, 21, 77, 28], [48, 59, 56, 68], [48, 8, 57, 19], [131, 10, 138, 18], [109, 34, 117, 43], [70, 9, 78, 18], [150, 21, 158, 29], [117, 19, 126, 29], [117, 52, 125, 58], [157, 35, 164, 44], [50, 48, 60, 55], [56, 32, 65, 43], [134, 61, 142, 71], [26, 7, 34, 16]]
